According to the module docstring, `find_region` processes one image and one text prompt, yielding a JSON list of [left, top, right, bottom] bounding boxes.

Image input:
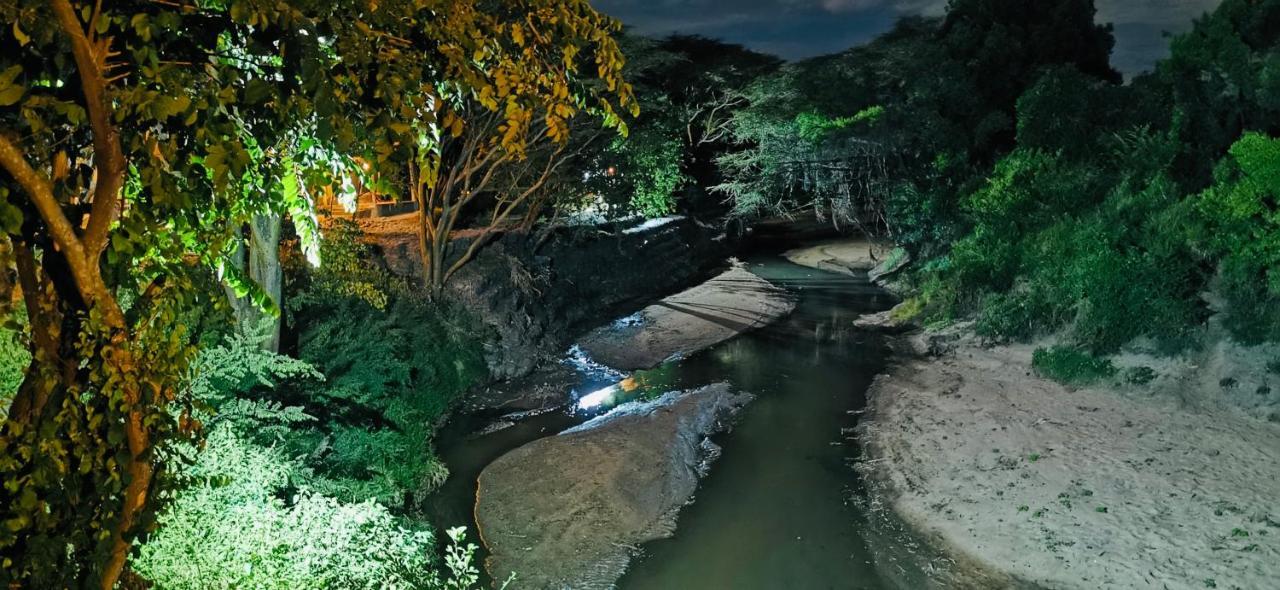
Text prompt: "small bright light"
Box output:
[[577, 384, 619, 410]]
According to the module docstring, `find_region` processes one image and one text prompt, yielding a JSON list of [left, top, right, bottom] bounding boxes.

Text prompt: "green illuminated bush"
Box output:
[[134, 322, 491, 589], [0, 313, 28, 412], [133, 427, 439, 590], [933, 132, 1205, 354], [284, 222, 488, 504]]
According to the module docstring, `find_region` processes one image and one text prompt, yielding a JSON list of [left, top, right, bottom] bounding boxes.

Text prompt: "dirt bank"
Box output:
[[860, 329, 1280, 589], [474, 383, 752, 589], [577, 265, 796, 371]]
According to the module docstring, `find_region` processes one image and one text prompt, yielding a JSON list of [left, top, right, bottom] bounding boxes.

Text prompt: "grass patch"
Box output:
[[1032, 346, 1117, 385]]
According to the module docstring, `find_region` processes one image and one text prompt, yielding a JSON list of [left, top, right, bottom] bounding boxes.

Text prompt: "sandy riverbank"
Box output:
[[778, 237, 1280, 588], [860, 329, 1280, 589]]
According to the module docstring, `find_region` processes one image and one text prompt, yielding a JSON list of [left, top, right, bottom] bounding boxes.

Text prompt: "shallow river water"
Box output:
[[431, 256, 930, 589]]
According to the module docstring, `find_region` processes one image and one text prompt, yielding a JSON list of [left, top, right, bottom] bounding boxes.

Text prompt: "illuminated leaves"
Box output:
[[0, 66, 24, 107], [0, 0, 635, 581]]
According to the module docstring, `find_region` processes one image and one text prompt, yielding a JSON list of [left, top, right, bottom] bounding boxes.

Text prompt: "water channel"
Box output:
[[431, 254, 934, 589]]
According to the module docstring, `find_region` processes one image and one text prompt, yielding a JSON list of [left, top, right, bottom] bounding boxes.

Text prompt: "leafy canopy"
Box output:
[[0, 0, 632, 585]]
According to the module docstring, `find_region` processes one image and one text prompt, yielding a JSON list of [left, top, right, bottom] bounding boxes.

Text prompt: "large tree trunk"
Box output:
[[223, 215, 283, 351]]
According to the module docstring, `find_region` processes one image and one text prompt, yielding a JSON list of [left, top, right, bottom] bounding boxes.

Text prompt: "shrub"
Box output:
[[946, 146, 1205, 354], [0, 312, 29, 412], [284, 221, 489, 504], [133, 427, 444, 590], [1124, 366, 1158, 385], [975, 290, 1056, 342], [1192, 133, 1280, 343], [1032, 346, 1117, 385], [135, 326, 492, 590]]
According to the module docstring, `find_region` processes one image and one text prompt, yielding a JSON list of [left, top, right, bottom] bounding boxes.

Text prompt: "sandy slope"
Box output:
[[577, 265, 795, 370], [861, 331, 1280, 590]]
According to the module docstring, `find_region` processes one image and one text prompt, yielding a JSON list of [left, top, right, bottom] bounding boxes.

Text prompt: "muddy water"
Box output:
[[431, 256, 923, 589]]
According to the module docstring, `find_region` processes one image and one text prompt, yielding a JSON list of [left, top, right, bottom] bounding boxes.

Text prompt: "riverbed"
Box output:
[[430, 255, 934, 589]]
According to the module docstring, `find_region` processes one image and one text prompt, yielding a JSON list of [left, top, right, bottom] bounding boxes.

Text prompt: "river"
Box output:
[[430, 254, 932, 589]]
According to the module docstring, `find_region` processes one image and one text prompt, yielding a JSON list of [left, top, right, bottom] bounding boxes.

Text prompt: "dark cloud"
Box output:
[[594, 0, 1222, 74]]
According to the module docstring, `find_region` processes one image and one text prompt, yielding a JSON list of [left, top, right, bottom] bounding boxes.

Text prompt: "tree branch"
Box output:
[[0, 134, 103, 311], [50, 0, 126, 259]]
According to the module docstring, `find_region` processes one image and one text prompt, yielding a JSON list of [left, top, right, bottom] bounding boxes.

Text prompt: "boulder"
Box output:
[[475, 383, 752, 589]]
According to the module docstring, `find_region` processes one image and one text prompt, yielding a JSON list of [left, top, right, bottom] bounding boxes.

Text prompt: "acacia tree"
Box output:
[[0, 0, 632, 586]]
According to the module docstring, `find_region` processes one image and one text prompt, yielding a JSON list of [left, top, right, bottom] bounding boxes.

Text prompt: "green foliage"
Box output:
[[1191, 133, 1280, 343], [0, 0, 632, 583], [1015, 66, 1125, 159], [794, 107, 884, 142], [0, 310, 28, 412], [188, 318, 324, 409], [1032, 346, 1117, 385], [133, 427, 439, 590], [891, 0, 1280, 365], [285, 223, 488, 504], [928, 116, 1205, 354], [289, 219, 392, 311], [1158, 0, 1280, 184], [134, 314, 491, 589], [569, 35, 778, 220], [624, 133, 687, 218], [586, 117, 688, 219], [717, 1, 1121, 247], [290, 296, 485, 503]]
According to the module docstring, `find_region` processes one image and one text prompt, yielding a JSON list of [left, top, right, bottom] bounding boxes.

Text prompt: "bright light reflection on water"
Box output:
[[576, 384, 619, 410]]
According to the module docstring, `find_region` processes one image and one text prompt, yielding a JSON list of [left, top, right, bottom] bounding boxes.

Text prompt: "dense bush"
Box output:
[[1032, 346, 1117, 385], [284, 220, 488, 504], [134, 323, 489, 589], [1191, 133, 1280, 343], [713, 0, 1280, 359], [133, 427, 440, 590], [0, 313, 28, 411]]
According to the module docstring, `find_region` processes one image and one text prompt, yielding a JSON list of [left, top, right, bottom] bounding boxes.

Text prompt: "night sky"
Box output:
[[594, 0, 1223, 75]]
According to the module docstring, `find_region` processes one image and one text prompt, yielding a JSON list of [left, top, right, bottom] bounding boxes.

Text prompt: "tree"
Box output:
[[1158, 0, 1280, 186], [0, 0, 632, 586], [409, 106, 603, 291], [939, 0, 1119, 154], [715, 1, 1121, 252], [563, 34, 780, 222], [395, 1, 635, 291]]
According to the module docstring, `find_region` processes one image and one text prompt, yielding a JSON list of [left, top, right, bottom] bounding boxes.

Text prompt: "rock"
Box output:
[[782, 238, 889, 275], [577, 266, 796, 371], [853, 309, 916, 334], [868, 247, 911, 284], [475, 383, 752, 589], [462, 364, 578, 414]]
